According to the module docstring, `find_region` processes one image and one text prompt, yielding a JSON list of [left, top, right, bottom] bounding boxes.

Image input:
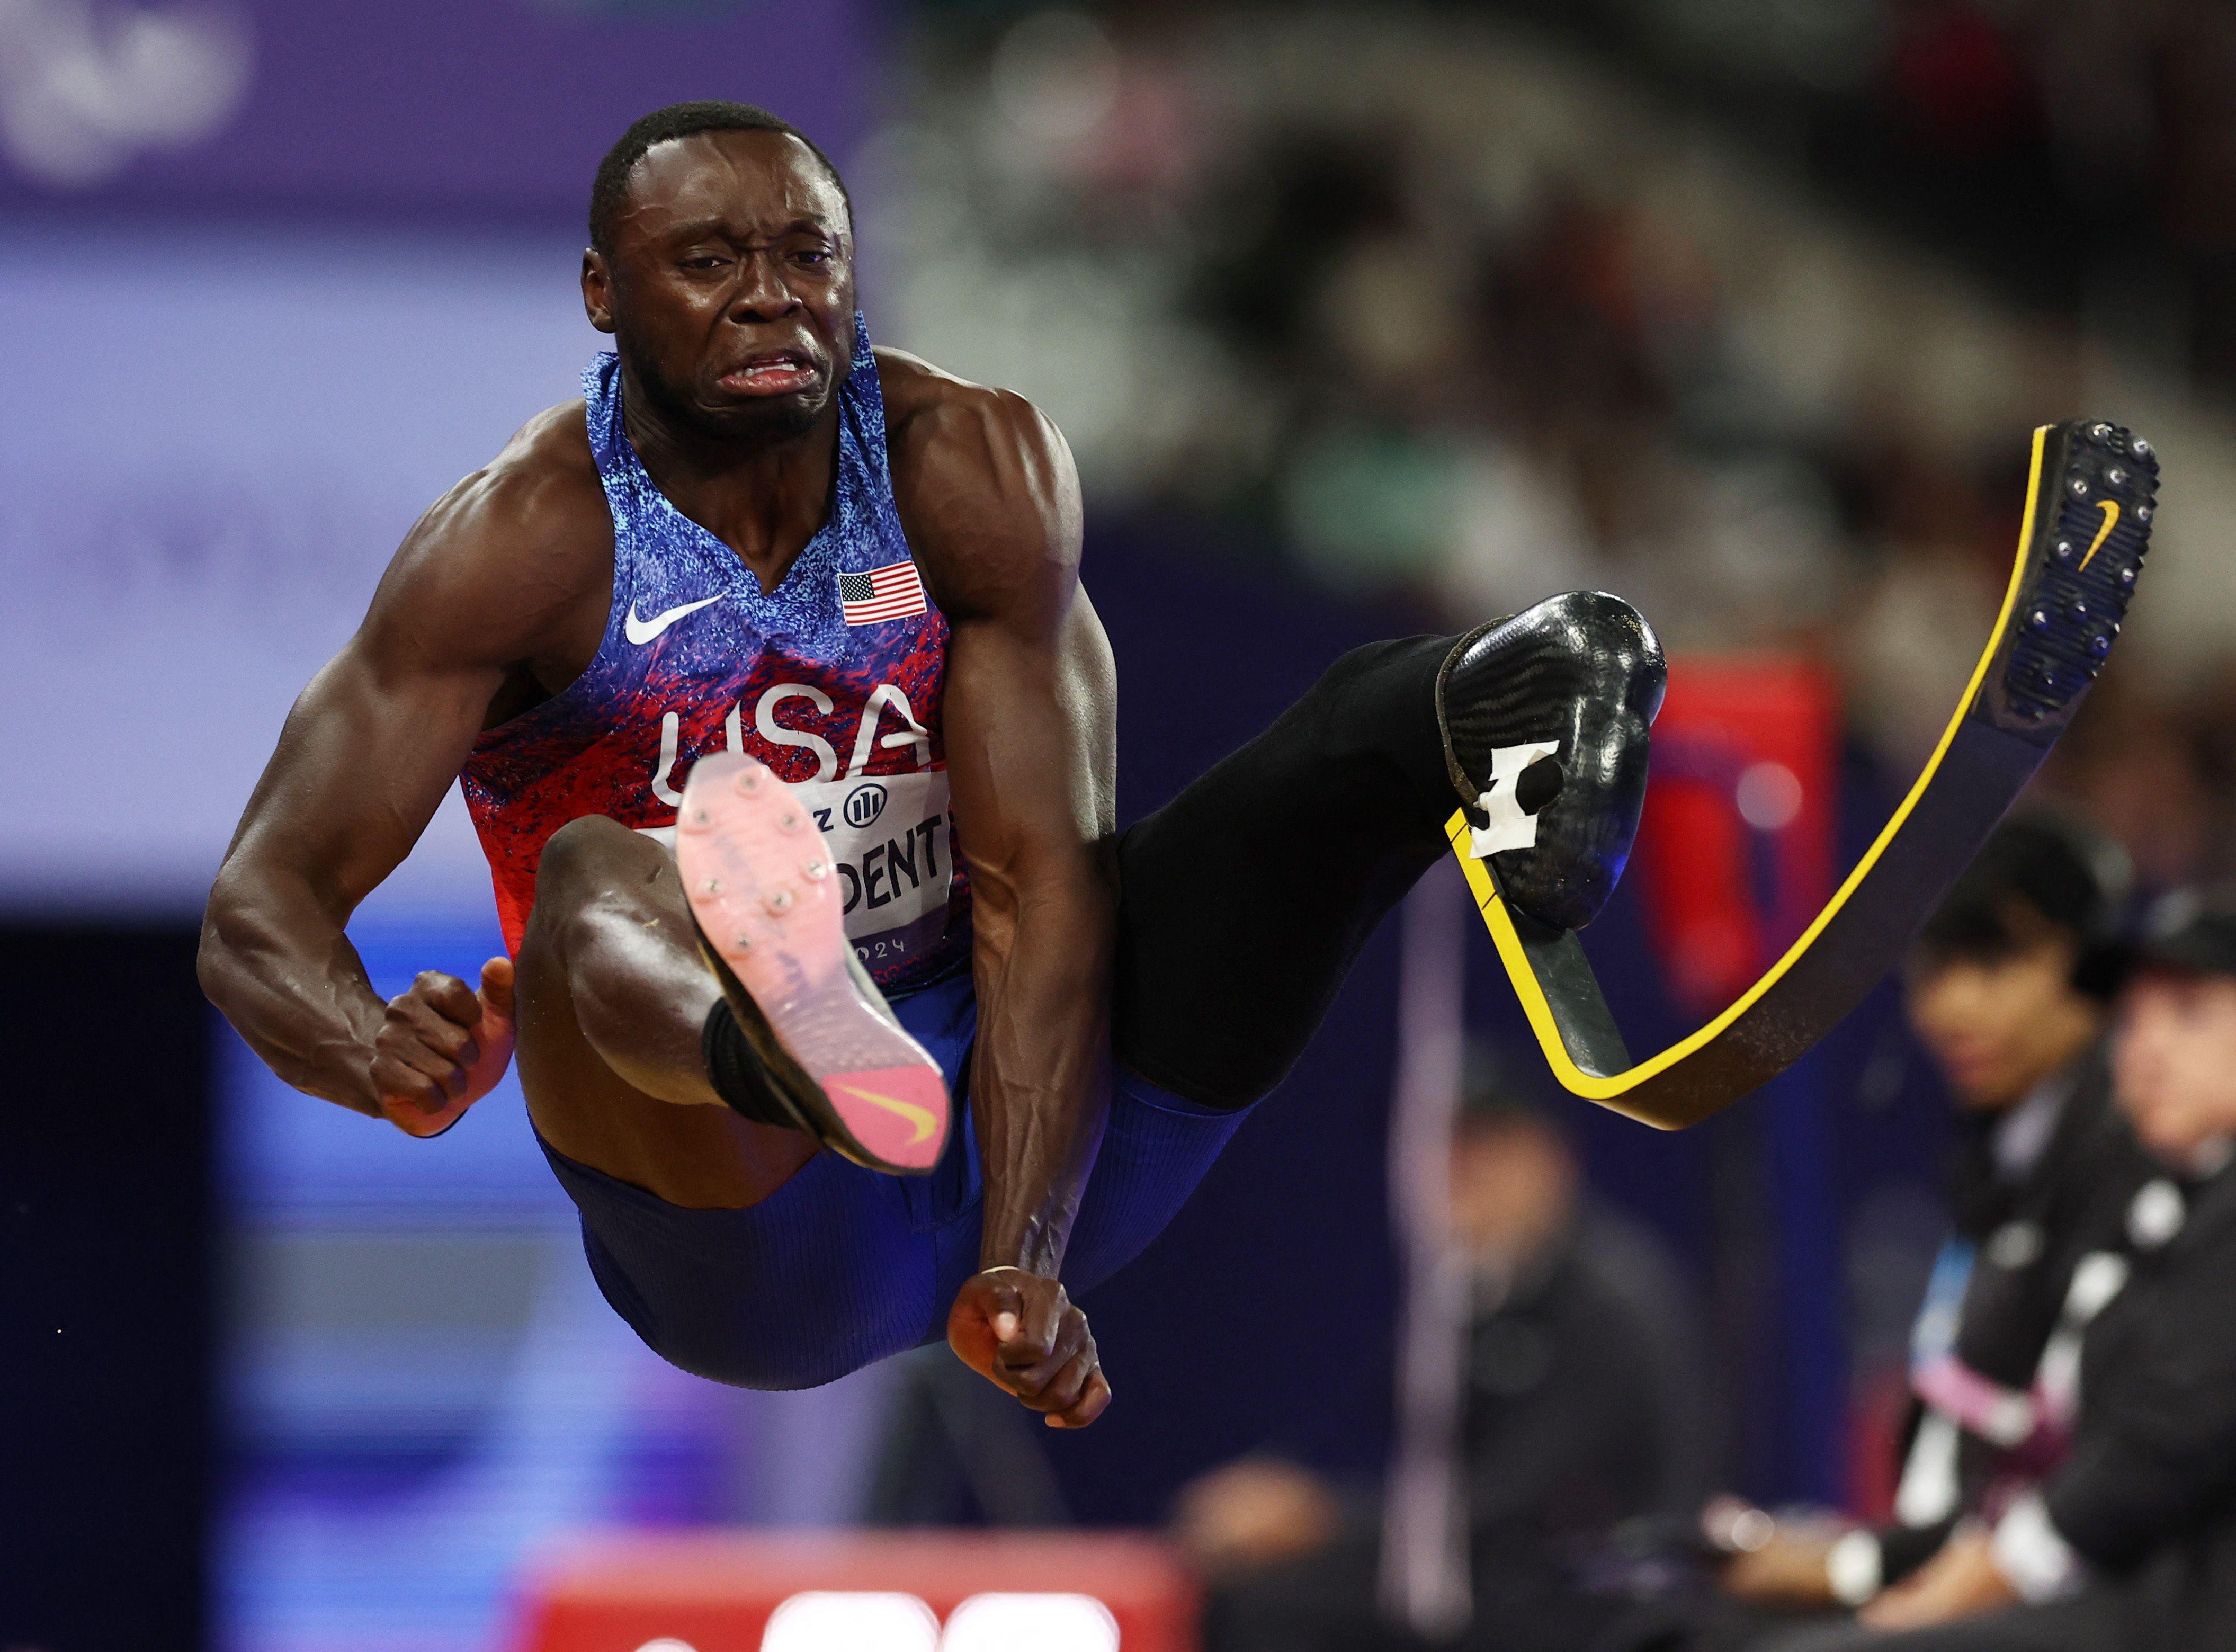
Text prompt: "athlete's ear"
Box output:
[[582, 247, 616, 335]]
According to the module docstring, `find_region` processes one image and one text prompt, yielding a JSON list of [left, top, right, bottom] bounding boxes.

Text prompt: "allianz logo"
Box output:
[[843, 781, 888, 829]]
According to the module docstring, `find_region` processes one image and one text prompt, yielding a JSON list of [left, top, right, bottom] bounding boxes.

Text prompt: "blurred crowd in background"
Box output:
[[795, 4, 2236, 1645], [12, 3, 2236, 1650], [873, 0, 2236, 891]]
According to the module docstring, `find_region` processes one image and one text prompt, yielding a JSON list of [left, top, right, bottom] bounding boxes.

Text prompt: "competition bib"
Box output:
[[791, 769, 956, 968]]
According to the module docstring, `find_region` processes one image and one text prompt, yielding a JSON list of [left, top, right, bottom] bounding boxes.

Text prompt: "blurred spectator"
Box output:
[[1704, 815, 2154, 1638], [2040, 677, 2235, 897], [1743, 887, 2236, 1648], [1173, 1083, 1708, 1652], [881, 6, 2236, 914]]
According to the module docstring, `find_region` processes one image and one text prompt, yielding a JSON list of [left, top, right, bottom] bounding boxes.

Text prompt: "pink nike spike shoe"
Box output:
[[676, 752, 952, 1175]]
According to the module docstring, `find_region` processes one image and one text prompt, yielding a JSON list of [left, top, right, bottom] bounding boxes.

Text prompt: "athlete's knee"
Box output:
[[537, 813, 656, 893], [522, 816, 672, 967]]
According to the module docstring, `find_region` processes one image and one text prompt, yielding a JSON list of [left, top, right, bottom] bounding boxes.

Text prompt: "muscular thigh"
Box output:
[[513, 815, 818, 1210]]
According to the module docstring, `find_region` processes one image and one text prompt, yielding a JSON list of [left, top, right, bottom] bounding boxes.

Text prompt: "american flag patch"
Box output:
[[837, 560, 928, 626]]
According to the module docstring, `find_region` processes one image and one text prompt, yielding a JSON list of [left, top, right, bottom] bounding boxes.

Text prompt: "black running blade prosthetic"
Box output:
[[1451, 419, 2159, 1129]]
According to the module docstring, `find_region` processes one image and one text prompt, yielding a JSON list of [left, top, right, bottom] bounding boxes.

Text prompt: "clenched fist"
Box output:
[[948, 1267, 1112, 1429], [371, 955, 516, 1137]]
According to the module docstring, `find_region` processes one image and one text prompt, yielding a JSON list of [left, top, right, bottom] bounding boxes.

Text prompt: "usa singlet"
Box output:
[[461, 314, 971, 995]]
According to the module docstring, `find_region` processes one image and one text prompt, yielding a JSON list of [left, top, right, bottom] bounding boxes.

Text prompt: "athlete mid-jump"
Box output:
[[201, 101, 1663, 1426]]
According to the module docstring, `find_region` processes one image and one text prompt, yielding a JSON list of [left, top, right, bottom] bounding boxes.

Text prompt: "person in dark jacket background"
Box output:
[[1758, 889, 2236, 1650], [1175, 1085, 1710, 1652], [1721, 815, 2150, 1626]]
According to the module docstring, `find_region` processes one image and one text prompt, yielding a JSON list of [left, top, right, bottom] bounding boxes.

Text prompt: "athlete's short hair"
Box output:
[[1916, 810, 2132, 999], [589, 100, 851, 254]]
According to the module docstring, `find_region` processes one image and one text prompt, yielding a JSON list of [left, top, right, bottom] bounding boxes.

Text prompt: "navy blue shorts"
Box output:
[[537, 969, 1250, 1390]]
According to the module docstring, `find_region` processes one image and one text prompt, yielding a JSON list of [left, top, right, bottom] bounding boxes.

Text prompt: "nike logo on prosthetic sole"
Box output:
[[2078, 501, 2119, 571], [625, 595, 721, 644]]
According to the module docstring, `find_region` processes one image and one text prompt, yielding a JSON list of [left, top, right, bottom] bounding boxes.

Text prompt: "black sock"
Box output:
[[1112, 634, 1458, 1110], [701, 1000, 801, 1130]]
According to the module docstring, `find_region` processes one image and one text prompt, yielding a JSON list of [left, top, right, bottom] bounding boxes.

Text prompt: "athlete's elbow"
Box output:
[[201, 878, 300, 1038], [194, 931, 228, 1016], [197, 872, 254, 1006], [198, 860, 309, 1009]]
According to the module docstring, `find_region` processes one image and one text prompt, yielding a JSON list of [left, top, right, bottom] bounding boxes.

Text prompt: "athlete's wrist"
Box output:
[[300, 1028, 388, 1115], [978, 1227, 1065, 1278], [974, 1263, 1055, 1285], [290, 1060, 383, 1118]]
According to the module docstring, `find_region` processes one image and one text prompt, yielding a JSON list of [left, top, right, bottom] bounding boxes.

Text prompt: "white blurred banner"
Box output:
[[0, 221, 601, 914]]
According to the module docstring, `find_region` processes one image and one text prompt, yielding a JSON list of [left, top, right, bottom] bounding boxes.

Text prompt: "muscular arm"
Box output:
[[950, 595, 1117, 1275], [199, 407, 609, 1121], [886, 353, 1119, 1421]]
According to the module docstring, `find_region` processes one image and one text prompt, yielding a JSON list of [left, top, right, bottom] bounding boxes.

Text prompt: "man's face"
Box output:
[[2114, 971, 2236, 1163], [1905, 933, 2096, 1111], [584, 128, 854, 443]]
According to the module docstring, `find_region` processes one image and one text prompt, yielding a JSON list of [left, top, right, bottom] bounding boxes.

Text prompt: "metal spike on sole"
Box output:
[[676, 751, 952, 1175]]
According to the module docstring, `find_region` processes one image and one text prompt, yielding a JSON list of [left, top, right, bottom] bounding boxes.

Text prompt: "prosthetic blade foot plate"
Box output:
[[1451, 421, 2160, 1129]]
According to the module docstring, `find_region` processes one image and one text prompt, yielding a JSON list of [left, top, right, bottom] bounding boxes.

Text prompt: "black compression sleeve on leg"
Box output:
[[701, 1001, 803, 1130], [1112, 634, 1460, 1110]]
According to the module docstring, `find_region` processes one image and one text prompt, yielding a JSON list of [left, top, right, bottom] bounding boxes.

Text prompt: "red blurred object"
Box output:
[[1885, 2, 2036, 154], [511, 1530, 1199, 1652], [1632, 658, 1841, 1015], [1847, 1361, 1916, 1524]]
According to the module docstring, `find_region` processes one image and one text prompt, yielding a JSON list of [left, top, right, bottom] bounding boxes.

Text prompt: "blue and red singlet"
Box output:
[[461, 313, 970, 997], [465, 317, 1242, 1392]]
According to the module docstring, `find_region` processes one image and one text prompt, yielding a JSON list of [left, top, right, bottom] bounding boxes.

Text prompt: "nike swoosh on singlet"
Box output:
[[625, 595, 722, 645]]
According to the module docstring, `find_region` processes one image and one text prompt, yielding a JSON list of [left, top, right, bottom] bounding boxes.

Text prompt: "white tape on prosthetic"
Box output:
[[1468, 740, 1562, 859]]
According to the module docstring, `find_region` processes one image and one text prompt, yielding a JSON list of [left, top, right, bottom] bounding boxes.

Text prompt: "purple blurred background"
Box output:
[[9, 3, 2236, 1650], [0, 0, 869, 213]]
